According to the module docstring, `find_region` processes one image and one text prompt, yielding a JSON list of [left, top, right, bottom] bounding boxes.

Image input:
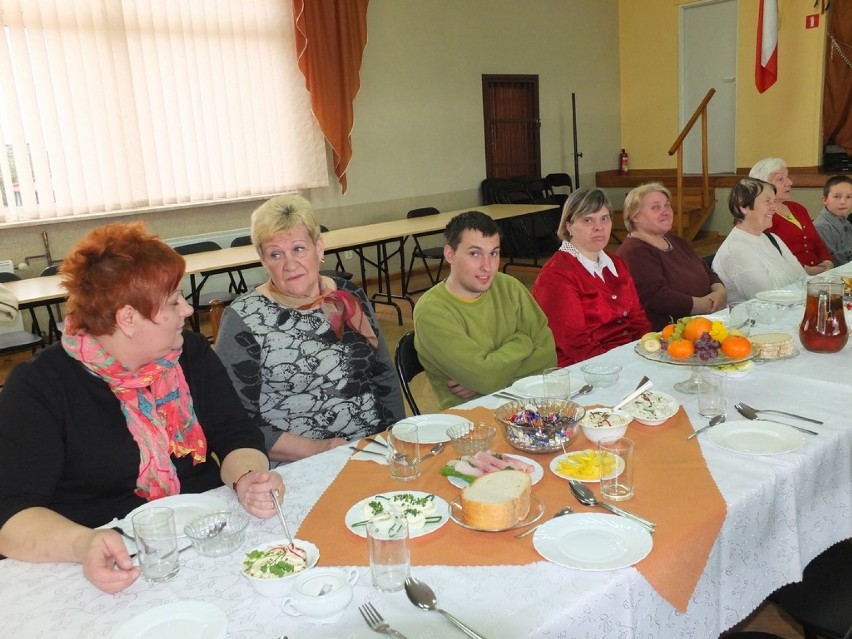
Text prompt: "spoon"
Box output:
[[514, 506, 573, 539], [734, 404, 819, 436], [734, 401, 823, 425], [570, 384, 593, 399], [269, 489, 296, 547], [686, 413, 725, 440], [404, 577, 488, 639], [420, 442, 445, 460], [568, 480, 656, 532], [633, 376, 650, 391], [205, 521, 227, 538]]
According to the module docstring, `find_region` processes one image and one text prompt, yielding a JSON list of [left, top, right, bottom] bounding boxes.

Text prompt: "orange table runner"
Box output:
[[297, 406, 726, 613]]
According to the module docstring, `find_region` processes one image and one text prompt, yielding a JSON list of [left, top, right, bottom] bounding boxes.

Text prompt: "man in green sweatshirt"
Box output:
[[413, 211, 557, 409]]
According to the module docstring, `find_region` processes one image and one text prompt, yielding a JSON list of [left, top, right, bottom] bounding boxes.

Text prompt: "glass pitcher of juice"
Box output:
[[799, 278, 848, 353]]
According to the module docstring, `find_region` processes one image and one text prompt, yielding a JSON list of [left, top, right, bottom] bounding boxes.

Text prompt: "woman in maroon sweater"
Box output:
[[617, 183, 727, 331], [532, 188, 650, 366]]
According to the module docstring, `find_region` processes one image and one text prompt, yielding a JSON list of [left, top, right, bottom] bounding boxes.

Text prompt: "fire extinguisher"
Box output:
[[618, 148, 629, 175]]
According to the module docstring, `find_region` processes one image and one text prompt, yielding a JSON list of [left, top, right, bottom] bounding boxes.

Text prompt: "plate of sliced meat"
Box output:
[[439, 450, 543, 488]]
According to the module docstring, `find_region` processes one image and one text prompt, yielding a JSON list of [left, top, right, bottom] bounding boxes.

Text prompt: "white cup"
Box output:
[[367, 516, 410, 592], [698, 369, 727, 419], [132, 507, 179, 582], [281, 567, 359, 619], [388, 422, 420, 481], [599, 436, 635, 502]]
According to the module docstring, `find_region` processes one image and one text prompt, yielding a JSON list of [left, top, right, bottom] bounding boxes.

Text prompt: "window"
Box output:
[[0, 0, 328, 225]]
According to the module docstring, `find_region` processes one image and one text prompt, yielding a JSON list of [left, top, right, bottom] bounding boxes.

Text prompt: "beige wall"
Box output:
[[1, 0, 621, 275], [620, 0, 826, 171]]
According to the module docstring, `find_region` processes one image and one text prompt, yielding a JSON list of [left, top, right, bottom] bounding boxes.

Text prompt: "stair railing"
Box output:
[[667, 88, 715, 237]]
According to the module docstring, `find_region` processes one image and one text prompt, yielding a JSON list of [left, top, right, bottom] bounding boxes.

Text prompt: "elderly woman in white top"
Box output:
[[712, 177, 806, 304]]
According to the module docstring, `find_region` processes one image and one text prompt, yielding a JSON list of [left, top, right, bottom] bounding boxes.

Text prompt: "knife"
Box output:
[[349, 446, 386, 457], [362, 436, 388, 449], [686, 414, 725, 440]]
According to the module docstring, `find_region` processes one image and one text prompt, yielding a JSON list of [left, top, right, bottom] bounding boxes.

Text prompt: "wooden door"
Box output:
[[482, 75, 541, 179]]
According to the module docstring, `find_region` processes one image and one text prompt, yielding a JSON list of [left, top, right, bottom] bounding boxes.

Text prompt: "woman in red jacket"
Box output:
[[532, 188, 650, 366], [749, 158, 833, 275]]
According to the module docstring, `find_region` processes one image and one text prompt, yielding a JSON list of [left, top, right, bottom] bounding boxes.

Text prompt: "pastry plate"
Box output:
[[532, 513, 653, 571], [633, 342, 754, 367], [393, 414, 470, 444], [753, 346, 800, 363], [549, 450, 625, 482], [344, 491, 450, 539], [708, 420, 805, 455], [124, 494, 228, 539], [447, 454, 544, 488], [113, 601, 227, 639], [448, 494, 544, 532], [754, 289, 802, 305], [510, 372, 575, 398]]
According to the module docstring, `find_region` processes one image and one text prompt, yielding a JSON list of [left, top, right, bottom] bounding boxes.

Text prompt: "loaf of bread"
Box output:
[[749, 332, 794, 359], [460, 469, 532, 530]]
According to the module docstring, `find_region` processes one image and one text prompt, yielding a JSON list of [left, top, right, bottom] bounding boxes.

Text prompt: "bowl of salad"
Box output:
[[240, 538, 320, 598], [580, 408, 632, 443], [621, 390, 680, 426]]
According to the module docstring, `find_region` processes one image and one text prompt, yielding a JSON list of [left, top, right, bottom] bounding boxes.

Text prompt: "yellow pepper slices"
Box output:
[[555, 449, 617, 480]]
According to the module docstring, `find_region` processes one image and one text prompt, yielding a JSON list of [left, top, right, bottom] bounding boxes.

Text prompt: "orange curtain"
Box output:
[[823, 1, 852, 154], [292, 0, 369, 194]]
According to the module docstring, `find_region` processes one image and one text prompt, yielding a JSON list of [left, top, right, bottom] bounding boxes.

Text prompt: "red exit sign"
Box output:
[[805, 14, 820, 28]]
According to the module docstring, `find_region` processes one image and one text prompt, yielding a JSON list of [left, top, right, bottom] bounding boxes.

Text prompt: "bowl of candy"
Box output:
[[494, 399, 586, 454]]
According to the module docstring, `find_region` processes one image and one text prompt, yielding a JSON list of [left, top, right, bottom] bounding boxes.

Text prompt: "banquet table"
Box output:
[[1, 303, 851, 638]]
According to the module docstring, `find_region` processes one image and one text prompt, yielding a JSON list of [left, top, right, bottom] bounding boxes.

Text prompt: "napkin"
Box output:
[[349, 435, 389, 465]]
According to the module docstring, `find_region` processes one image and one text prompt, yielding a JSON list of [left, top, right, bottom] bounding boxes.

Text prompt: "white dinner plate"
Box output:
[[113, 601, 227, 639], [448, 494, 545, 532], [549, 450, 625, 482], [124, 494, 228, 539], [446, 454, 544, 488], [755, 289, 802, 305], [510, 372, 575, 398], [533, 512, 653, 571], [344, 491, 450, 539], [394, 414, 470, 444], [708, 420, 805, 455]]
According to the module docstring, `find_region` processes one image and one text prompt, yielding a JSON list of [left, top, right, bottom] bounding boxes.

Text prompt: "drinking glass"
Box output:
[[367, 516, 410, 592], [388, 422, 420, 481], [698, 369, 727, 420], [132, 507, 179, 582], [599, 437, 634, 502], [542, 367, 571, 400]]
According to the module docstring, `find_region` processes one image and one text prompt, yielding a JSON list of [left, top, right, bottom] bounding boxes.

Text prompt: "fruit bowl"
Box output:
[[494, 399, 585, 454]]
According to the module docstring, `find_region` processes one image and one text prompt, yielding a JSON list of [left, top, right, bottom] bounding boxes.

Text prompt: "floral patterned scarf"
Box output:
[[62, 319, 207, 501], [260, 276, 379, 349]]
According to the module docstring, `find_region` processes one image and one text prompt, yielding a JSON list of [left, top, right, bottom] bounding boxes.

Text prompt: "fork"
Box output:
[[359, 602, 409, 639]]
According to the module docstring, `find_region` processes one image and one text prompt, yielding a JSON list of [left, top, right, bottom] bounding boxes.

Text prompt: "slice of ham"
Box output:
[[492, 453, 535, 474], [470, 451, 505, 473], [452, 459, 485, 478]]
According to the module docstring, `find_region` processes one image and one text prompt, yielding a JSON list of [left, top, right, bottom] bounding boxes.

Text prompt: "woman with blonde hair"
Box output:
[[532, 188, 650, 366], [0, 222, 282, 594], [216, 195, 405, 462], [617, 182, 726, 330], [749, 157, 833, 274]]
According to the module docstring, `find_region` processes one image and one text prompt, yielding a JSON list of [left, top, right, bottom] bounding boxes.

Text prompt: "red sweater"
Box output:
[[768, 201, 832, 267], [532, 250, 650, 366]]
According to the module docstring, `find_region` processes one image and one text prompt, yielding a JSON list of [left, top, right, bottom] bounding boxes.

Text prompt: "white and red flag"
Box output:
[[755, 0, 778, 93]]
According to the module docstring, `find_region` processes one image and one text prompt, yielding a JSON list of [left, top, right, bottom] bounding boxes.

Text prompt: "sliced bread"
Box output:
[[460, 469, 532, 530]]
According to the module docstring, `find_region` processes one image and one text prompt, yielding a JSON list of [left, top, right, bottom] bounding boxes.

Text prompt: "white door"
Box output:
[[680, 0, 738, 174]]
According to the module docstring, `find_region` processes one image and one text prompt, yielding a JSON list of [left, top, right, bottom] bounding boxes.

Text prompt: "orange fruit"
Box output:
[[661, 323, 677, 340], [667, 338, 695, 359], [720, 335, 751, 359], [682, 317, 713, 342]]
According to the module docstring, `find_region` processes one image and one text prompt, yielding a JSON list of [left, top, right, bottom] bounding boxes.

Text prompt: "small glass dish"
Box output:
[[184, 510, 249, 557], [580, 363, 622, 388], [446, 423, 496, 456]]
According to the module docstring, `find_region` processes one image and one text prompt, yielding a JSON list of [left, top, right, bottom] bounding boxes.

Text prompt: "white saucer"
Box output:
[[113, 601, 227, 639]]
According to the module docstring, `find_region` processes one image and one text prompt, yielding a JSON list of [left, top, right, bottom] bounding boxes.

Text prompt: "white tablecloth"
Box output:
[[1, 304, 851, 639]]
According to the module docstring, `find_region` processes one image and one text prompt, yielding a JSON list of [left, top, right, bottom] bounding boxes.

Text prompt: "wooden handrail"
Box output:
[[667, 88, 716, 238], [668, 88, 716, 155]]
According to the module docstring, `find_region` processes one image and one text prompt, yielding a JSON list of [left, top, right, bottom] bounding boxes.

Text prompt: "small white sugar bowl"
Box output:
[[281, 567, 359, 621]]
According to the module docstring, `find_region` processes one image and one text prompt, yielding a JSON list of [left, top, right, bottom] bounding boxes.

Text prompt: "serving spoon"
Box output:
[[404, 577, 488, 639], [568, 480, 656, 532]]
